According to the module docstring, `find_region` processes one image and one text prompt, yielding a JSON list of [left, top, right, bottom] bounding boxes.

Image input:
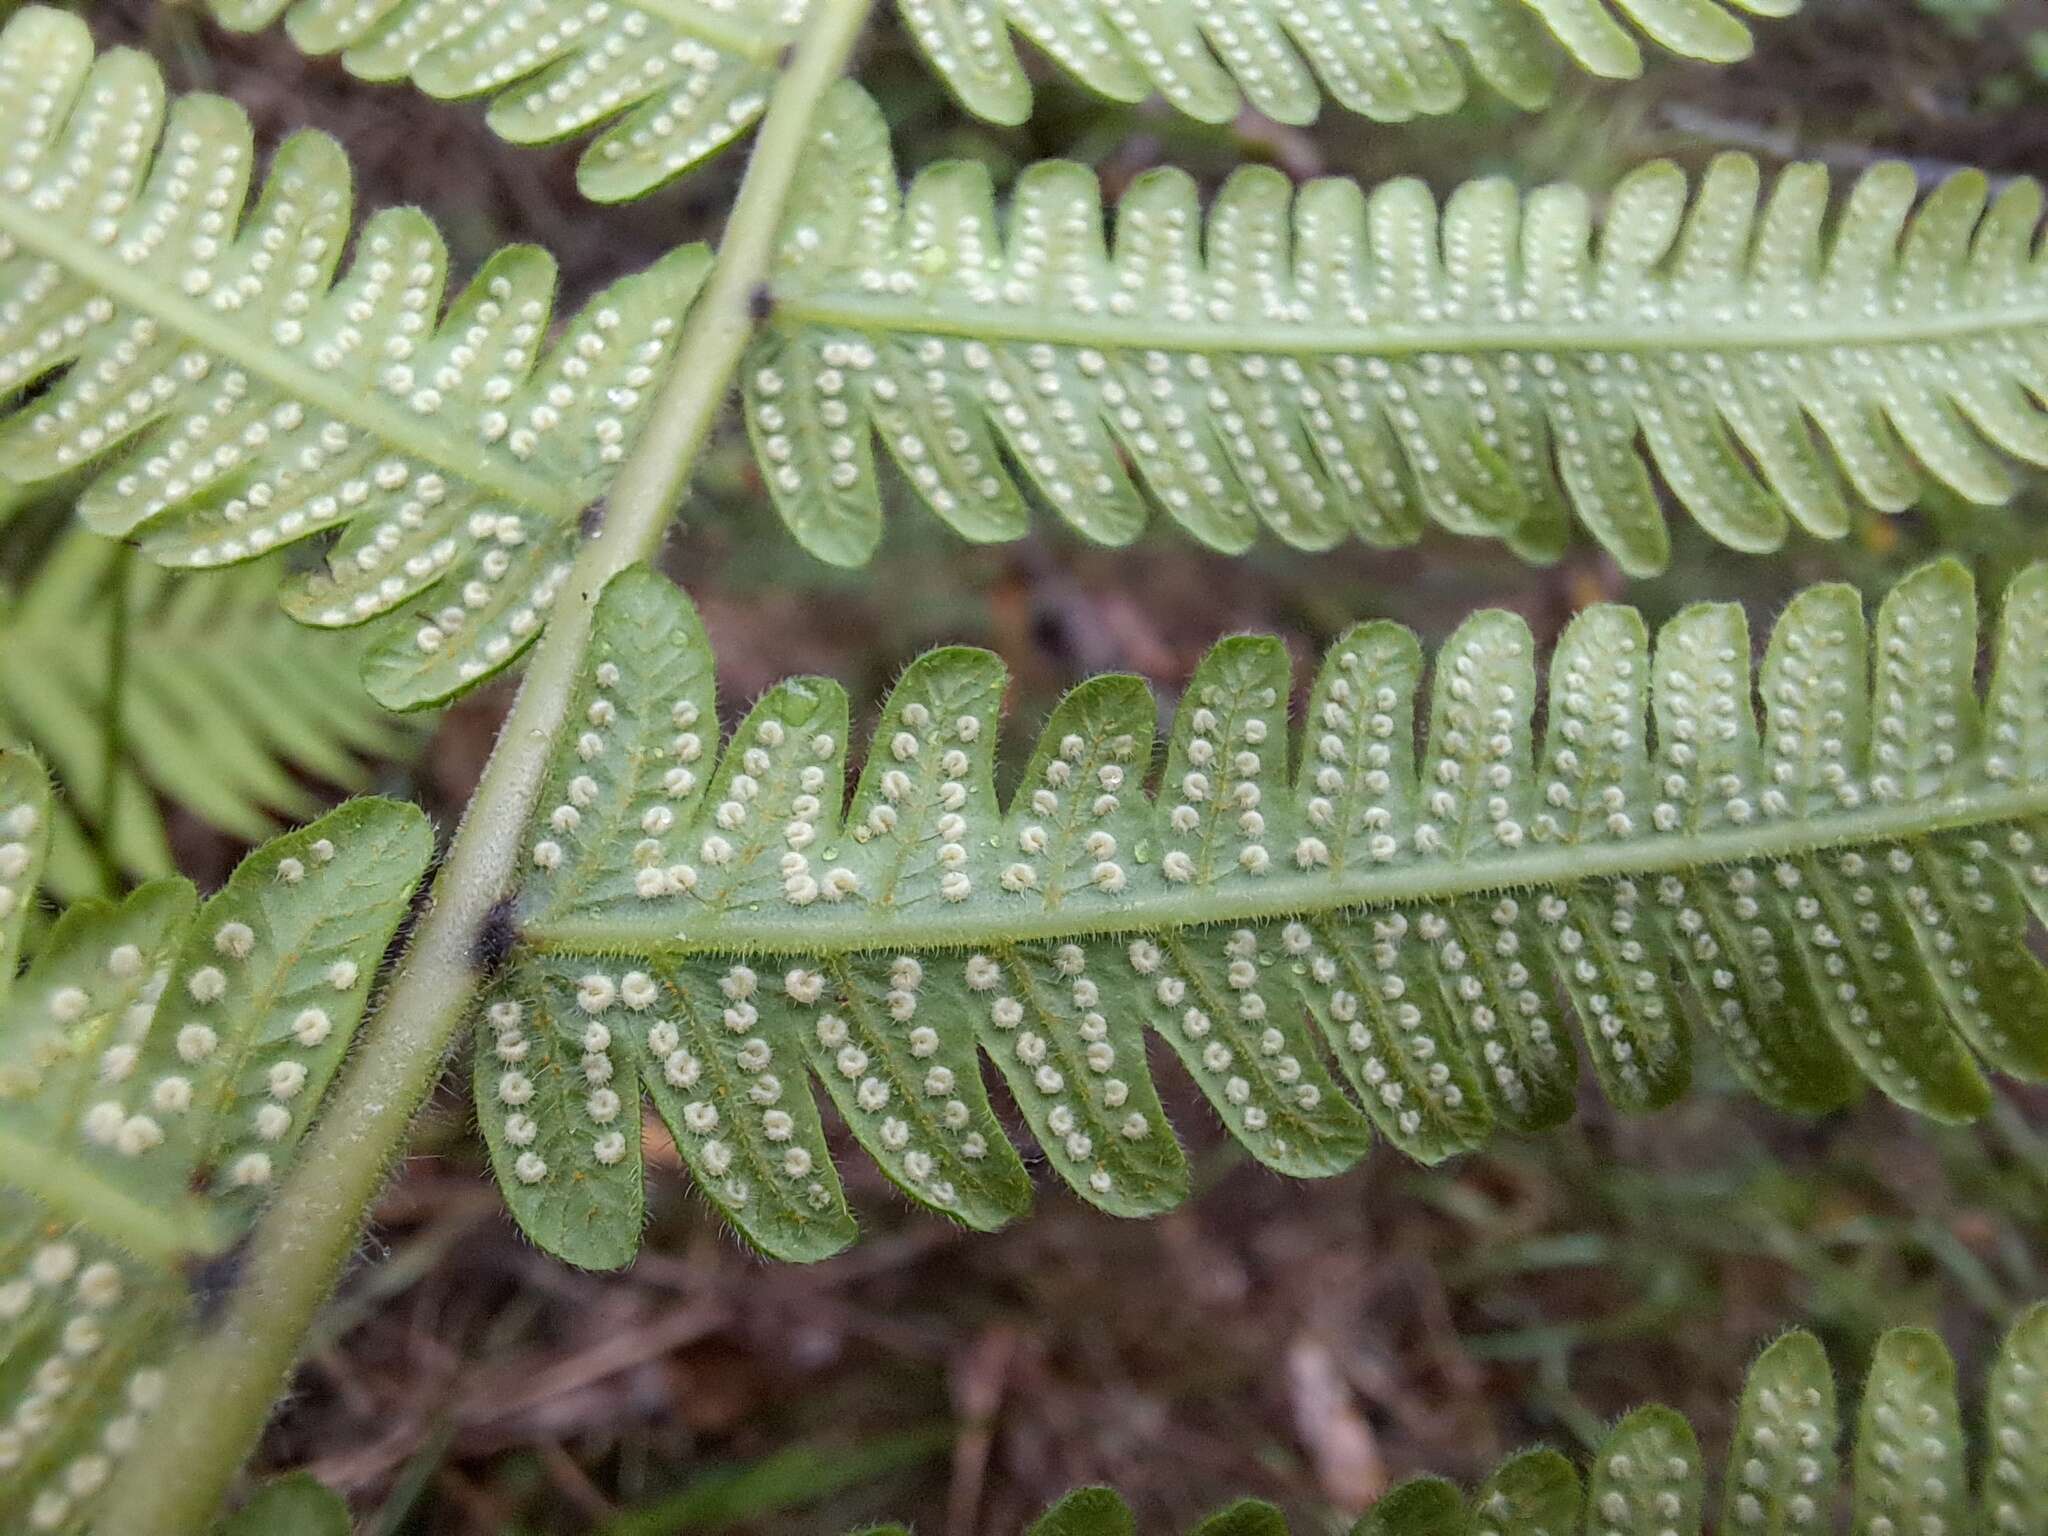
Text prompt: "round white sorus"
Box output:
[[84, 1101, 126, 1144], [186, 967, 227, 1003], [76, 1263, 123, 1309], [150, 1076, 193, 1114], [46, 986, 89, 1024], [32, 1243, 80, 1286]]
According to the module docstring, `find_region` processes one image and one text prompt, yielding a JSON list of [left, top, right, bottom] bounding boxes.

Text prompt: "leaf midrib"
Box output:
[[0, 198, 581, 519], [518, 779, 2048, 957], [768, 292, 2048, 359]]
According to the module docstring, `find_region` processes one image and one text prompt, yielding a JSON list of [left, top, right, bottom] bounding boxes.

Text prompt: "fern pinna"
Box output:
[[0, 754, 429, 1533], [200, 0, 1797, 201], [475, 556, 2048, 1267], [749, 82, 2048, 577]]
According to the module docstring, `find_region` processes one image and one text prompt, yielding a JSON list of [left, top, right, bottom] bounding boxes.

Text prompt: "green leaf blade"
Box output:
[[0, 13, 714, 708], [501, 559, 2048, 1267], [756, 92, 2048, 580]]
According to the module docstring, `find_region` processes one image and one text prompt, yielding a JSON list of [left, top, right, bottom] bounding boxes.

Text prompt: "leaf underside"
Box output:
[[10, 18, 2048, 714], [0, 8, 709, 712], [200, 0, 1797, 203], [0, 531, 423, 904], [485, 556, 2048, 1269], [0, 756, 430, 1535], [985, 1310, 2046, 1536], [750, 83, 2048, 577]]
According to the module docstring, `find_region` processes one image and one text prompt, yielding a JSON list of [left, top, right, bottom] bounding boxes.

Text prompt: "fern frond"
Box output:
[[201, 0, 1797, 202], [484, 556, 2048, 1268], [0, 9, 710, 709], [0, 532, 422, 904], [898, 1310, 2048, 1536], [749, 84, 2048, 576], [0, 751, 430, 1534]]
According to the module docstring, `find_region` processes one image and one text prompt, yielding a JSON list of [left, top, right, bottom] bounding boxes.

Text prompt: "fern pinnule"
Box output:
[[0, 8, 708, 710], [750, 84, 2048, 576], [474, 555, 2048, 1269], [0, 532, 423, 904], [0, 756, 431, 1534], [201, 0, 1798, 202]]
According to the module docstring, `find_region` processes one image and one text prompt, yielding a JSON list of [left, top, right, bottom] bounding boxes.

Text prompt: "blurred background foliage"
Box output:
[[10, 0, 2048, 1529]]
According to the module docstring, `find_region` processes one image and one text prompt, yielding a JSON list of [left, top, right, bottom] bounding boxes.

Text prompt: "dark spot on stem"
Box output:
[[472, 897, 521, 975], [181, 1236, 250, 1331]]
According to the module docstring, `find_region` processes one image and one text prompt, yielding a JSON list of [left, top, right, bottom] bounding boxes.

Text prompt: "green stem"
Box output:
[[93, 6, 872, 1528]]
